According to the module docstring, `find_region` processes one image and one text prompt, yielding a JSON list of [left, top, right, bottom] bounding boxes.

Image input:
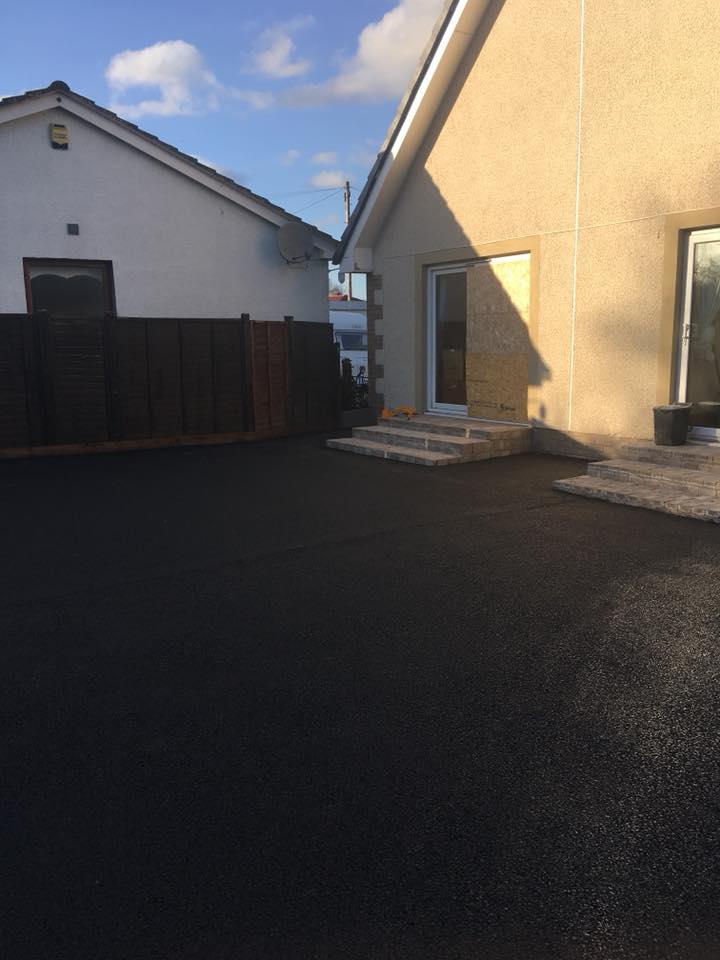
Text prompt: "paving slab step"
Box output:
[[620, 440, 720, 473], [589, 459, 720, 494], [553, 474, 720, 522], [326, 436, 467, 466], [352, 425, 491, 456], [378, 414, 530, 441]]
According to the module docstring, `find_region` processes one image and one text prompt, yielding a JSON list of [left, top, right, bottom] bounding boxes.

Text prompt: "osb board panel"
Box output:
[[466, 257, 531, 352], [467, 352, 528, 421], [466, 257, 530, 421]]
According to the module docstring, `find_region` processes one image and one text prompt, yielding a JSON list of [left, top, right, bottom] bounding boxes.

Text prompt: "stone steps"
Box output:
[[553, 442, 720, 523], [327, 414, 531, 466], [325, 436, 473, 466], [373, 414, 523, 440], [351, 425, 490, 457], [620, 440, 720, 473], [588, 459, 720, 494]]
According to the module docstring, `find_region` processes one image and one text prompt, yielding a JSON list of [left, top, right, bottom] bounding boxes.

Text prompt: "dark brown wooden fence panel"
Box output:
[[181, 321, 215, 435], [21, 317, 45, 445], [41, 315, 109, 444], [251, 321, 288, 433], [114, 318, 152, 440], [0, 315, 31, 448], [251, 322, 270, 431], [147, 320, 184, 438], [287, 320, 339, 433], [268, 323, 288, 430], [0, 313, 335, 450], [213, 320, 247, 433]]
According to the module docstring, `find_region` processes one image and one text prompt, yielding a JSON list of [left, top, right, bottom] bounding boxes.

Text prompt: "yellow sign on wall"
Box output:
[[50, 124, 69, 149]]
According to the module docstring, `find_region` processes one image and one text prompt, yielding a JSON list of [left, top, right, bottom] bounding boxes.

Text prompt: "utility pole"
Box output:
[[343, 180, 351, 225], [343, 180, 353, 300]]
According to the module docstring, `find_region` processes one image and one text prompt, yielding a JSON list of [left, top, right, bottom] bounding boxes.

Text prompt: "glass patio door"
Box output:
[[677, 229, 720, 440], [427, 266, 468, 413]]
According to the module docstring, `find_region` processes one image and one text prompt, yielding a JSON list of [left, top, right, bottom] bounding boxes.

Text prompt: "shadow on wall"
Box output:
[[379, 162, 552, 422], [465, 252, 551, 423], [372, 0, 555, 421]]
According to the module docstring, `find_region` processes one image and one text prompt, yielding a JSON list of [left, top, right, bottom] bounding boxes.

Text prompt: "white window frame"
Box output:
[[426, 254, 530, 417], [676, 227, 720, 441]]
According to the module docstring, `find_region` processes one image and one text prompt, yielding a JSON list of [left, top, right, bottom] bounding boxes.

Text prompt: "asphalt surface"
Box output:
[[2, 435, 720, 960]]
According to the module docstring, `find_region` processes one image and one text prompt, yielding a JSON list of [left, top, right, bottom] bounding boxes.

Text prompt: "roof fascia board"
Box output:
[[339, 0, 489, 271], [1, 91, 336, 257], [0, 91, 59, 124]]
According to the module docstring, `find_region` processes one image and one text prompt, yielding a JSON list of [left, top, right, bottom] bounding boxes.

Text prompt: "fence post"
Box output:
[[102, 311, 122, 440], [241, 313, 254, 433], [284, 316, 294, 432]]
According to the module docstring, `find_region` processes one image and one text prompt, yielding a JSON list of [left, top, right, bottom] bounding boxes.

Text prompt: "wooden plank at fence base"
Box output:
[[147, 320, 183, 438], [0, 315, 31, 448], [0, 430, 279, 460]]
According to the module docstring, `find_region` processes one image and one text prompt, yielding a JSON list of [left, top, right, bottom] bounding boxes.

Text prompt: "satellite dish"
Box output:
[[278, 223, 314, 265]]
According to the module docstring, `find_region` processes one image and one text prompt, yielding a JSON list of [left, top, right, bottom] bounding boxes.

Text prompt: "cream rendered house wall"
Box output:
[[370, 0, 720, 445]]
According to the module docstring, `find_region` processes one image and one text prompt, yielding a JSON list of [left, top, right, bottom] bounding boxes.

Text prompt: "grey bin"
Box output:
[[653, 403, 692, 446]]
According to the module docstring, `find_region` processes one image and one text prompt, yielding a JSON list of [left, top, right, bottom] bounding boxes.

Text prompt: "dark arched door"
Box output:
[[24, 260, 115, 444]]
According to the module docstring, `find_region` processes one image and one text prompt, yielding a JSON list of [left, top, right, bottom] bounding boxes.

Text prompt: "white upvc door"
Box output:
[[427, 264, 469, 415], [677, 228, 720, 441]]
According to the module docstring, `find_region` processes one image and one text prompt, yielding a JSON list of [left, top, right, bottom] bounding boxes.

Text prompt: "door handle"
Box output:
[[683, 322, 697, 341]]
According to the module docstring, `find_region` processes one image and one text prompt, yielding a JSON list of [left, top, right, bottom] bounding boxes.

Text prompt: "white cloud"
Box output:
[[251, 16, 314, 79], [229, 88, 275, 110], [311, 151, 338, 165], [106, 40, 221, 117], [281, 148, 301, 166], [284, 0, 444, 106], [309, 170, 346, 188]]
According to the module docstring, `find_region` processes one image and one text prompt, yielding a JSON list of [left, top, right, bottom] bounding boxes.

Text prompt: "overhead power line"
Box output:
[[275, 186, 347, 199], [293, 189, 345, 215]]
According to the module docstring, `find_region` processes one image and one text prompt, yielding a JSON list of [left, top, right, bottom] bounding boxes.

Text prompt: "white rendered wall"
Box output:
[[0, 108, 329, 322]]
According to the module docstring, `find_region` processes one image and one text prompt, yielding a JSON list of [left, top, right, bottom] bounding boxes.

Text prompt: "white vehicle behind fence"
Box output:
[[330, 299, 368, 381]]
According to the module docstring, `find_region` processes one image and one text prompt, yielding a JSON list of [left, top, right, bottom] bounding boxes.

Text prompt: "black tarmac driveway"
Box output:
[[2, 436, 720, 959]]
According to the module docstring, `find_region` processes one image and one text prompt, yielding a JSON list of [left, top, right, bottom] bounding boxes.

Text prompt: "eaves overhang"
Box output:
[[335, 0, 492, 270]]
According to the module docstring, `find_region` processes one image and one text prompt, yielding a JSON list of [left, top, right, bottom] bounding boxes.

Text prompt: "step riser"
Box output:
[[621, 445, 720, 474], [326, 438, 470, 466], [553, 479, 720, 523], [352, 426, 486, 456], [379, 417, 530, 442], [379, 419, 470, 438], [588, 463, 720, 495]]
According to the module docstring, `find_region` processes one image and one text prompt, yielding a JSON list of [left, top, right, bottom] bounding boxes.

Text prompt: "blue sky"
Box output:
[[1, 0, 443, 240]]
